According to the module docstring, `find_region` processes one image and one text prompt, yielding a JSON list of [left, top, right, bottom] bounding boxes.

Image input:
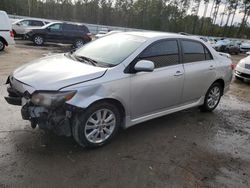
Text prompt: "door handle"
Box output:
[[174, 71, 184, 76], [209, 65, 215, 70]]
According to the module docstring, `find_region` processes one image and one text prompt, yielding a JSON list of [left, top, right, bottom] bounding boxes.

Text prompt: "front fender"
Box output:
[[65, 83, 128, 112]]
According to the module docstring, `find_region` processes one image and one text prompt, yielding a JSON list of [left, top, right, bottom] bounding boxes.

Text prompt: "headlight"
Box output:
[[238, 60, 245, 68], [31, 91, 76, 107]]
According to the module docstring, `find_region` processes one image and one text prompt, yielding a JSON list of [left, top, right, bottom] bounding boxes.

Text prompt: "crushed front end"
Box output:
[[5, 76, 77, 137]]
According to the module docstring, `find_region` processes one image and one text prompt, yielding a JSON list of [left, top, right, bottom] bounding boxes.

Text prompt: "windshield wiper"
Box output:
[[74, 55, 98, 66]]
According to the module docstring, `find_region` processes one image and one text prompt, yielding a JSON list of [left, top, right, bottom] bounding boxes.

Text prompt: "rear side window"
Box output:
[[140, 40, 179, 68], [79, 25, 90, 33], [182, 40, 213, 63], [30, 20, 44, 26], [63, 24, 78, 31]]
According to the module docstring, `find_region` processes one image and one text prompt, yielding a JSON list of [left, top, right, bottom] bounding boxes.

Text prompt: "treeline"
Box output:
[[1, 0, 250, 38]]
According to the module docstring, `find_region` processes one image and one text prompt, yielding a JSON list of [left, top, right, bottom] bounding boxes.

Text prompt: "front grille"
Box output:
[[241, 72, 250, 78]]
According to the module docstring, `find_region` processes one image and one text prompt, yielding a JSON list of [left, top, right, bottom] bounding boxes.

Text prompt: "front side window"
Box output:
[[182, 40, 212, 63], [140, 40, 179, 68], [48, 23, 62, 31]]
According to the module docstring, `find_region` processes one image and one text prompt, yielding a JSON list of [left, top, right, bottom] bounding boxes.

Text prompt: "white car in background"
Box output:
[[0, 10, 15, 51], [240, 42, 250, 53], [12, 18, 49, 37], [235, 52, 250, 81], [95, 29, 109, 38]]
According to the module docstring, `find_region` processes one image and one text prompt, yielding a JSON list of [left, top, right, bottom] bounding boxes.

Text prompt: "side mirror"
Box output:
[[134, 60, 155, 72], [47, 27, 51, 31], [246, 52, 250, 55]]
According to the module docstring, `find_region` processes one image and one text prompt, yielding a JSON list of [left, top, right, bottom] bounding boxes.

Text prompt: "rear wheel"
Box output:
[[33, 35, 44, 46], [73, 39, 85, 48], [0, 39, 5, 51], [200, 82, 222, 112], [72, 102, 121, 148]]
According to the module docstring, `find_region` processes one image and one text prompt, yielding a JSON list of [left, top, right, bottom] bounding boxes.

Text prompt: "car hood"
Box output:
[[13, 54, 107, 91]]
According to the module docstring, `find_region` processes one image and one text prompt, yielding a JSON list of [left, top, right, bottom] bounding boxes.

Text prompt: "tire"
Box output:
[[200, 82, 223, 112], [0, 39, 5, 51], [73, 39, 85, 49], [33, 35, 44, 46], [72, 102, 121, 148]]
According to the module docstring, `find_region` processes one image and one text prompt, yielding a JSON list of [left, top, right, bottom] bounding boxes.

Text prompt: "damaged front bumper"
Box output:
[[4, 76, 79, 137]]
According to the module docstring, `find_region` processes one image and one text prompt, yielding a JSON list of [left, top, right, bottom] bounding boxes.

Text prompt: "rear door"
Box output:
[[180, 39, 216, 103], [130, 39, 184, 119], [62, 24, 79, 43]]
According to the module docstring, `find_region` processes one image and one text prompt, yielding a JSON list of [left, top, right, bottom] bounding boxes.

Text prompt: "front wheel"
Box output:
[[200, 83, 222, 112], [0, 40, 5, 51], [72, 102, 121, 148], [33, 35, 44, 46]]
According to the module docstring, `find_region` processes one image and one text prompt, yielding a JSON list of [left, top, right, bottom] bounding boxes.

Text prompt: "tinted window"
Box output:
[[30, 20, 44, 26], [182, 40, 205, 63], [140, 40, 179, 68], [205, 47, 213, 60], [79, 25, 89, 33], [63, 24, 78, 31], [48, 23, 62, 31]]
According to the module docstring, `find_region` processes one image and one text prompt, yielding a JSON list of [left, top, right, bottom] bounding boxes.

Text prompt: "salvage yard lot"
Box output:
[[0, 41, 250, 188]]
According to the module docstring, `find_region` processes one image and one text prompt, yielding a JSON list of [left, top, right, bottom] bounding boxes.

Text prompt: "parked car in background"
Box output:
[[240, 42, 250, 53], [24, 22, 91, 48], [0, 10, 15, 51], [214, 40, 240, 54], [95, 29, 109, 38], [221, 41, 240, 55], [235, 52, 250, 81], [12, 18, 49, 37], [95, 30, 123, 39], [5, 32, 233, 148]]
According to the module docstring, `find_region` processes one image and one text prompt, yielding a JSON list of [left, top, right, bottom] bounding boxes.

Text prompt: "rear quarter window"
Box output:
[[79, 25, 90, 33]]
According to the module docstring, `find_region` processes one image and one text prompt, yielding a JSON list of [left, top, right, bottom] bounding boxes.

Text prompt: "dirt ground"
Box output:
[[0, 41, 250, 188]]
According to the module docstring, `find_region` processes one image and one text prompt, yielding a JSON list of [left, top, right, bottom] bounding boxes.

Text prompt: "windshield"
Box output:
[[74, 33, 147, 66]]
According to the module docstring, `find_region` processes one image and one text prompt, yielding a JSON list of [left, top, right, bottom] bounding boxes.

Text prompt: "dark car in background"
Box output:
[[214, 40, 240, 55], [25, 22, 91, 48]]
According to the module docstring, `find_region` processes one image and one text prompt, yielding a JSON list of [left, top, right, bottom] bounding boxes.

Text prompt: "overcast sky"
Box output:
[[194, 0, 243, 25]]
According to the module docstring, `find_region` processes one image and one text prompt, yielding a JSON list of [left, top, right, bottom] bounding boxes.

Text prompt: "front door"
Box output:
[[46, 23, 63, 42], [130, 39, 184, 119]]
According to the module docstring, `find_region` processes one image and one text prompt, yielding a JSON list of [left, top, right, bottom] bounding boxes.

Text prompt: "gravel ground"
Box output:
[[0, 41, 250, 188]]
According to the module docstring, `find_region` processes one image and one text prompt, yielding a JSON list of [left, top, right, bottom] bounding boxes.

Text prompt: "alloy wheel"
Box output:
[[207, 86, 221, 109], [0, 41, 4, 51], [84, 109, 116, 144], [34, 36, 43, 45]]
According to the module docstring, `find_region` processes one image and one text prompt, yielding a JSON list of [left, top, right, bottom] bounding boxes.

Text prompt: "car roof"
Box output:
[[125, 31, 202, 41]]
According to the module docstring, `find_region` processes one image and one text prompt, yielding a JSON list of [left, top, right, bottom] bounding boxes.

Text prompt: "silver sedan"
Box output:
[[5, 32, 233, 148]]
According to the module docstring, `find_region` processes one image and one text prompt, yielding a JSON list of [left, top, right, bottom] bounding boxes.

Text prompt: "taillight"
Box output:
[[230, 63, 235, 70], [10, 30, 14, 38]]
